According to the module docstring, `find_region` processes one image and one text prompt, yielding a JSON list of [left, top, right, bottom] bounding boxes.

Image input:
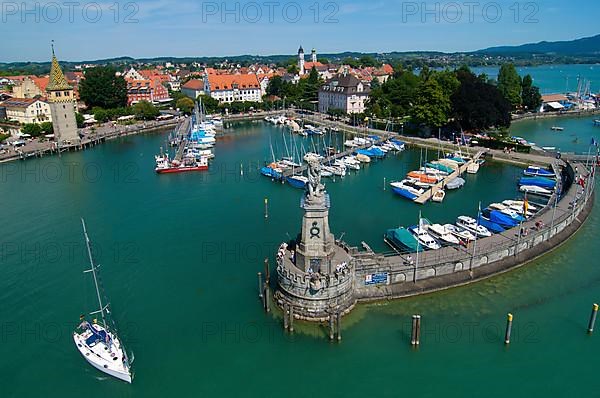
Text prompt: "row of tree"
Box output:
[[366, 64, 542, 131]]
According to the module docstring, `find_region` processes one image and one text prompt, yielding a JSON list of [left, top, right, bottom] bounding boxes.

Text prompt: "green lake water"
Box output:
[[1, 120, 599, 397]]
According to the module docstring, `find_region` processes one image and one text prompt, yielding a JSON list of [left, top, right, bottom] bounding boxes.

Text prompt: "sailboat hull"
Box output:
[[73, 328, 132, 383]]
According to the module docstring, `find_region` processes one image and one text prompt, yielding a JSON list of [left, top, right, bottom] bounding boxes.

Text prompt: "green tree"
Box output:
[[40, 121, 53, 134], [93, 108, 109, 123], [21, 123, 42, 137], [303, 67, 322, 103], [75, 112, 85, 128], [521, 74, 542, 111], [176, 97, 195, 114], [199, 95, 220, 114], [497, 63, 522, 109], [409, 79, 450, 128], [133, 101, 160, 120], [79, 66, 128, 109]]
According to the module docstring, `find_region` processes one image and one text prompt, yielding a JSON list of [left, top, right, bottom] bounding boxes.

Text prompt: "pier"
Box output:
[[172, 117, 191, 162], [413, 150, 486, 204]]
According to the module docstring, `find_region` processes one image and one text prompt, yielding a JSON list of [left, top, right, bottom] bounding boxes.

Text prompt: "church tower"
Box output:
[[298, 46, 305, 75], [311, 48, 317, 63], [46, 44, 79, 146]]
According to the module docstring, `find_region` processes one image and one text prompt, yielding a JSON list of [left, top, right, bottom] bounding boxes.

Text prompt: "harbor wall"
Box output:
[[351, 163, 594, 301]]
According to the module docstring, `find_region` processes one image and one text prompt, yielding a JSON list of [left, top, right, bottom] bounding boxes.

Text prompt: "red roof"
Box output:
[[207, 74, 260, 91], [32, 76, 50, 91], [182, 79, 204, 90]]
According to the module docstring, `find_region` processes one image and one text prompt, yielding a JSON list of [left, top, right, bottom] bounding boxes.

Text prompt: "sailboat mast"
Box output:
[[81, 219, 108, 330]]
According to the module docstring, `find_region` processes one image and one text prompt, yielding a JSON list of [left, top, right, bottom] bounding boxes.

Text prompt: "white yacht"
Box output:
[[408, 225, 442, 250], [443, 224, 476, 242], [427, 224, 460, 245], [456, 216, 492, 238]]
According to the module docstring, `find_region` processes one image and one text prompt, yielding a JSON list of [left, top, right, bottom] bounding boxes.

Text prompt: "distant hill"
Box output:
[[477, 34, 600, 55]]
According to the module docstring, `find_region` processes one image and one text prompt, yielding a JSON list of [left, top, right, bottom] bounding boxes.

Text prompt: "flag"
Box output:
[[523, 194, 529, 216]]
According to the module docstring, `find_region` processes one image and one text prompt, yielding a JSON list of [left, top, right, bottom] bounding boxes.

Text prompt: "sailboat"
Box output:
[[73, 219, 133, 383]]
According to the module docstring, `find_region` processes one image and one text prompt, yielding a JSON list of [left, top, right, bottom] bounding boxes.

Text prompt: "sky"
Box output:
[[1, 0, 598, 62]]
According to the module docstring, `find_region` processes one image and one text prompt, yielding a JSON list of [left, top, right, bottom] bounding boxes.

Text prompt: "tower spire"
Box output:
[[47, 43, 72, 92]]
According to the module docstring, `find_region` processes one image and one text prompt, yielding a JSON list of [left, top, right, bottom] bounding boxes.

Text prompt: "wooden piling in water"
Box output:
[[588, 303, 598, 333], [504, 313, 513, 344], [410, 315, 418, 345], [264, 198, 268, 219], [263, 284, 271, 313], [336, 312, 342, 341], [329, 314, 335, 340], [257, 272, 263, 299], [264, 258, 270, 284], [283, 303, 289, 330], [289, 306, 294, 333]]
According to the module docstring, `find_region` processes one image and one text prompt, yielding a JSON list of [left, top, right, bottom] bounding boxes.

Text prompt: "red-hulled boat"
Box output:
[[155, 155, 208, 174]]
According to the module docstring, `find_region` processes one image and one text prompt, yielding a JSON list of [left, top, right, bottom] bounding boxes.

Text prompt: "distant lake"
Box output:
[[471, 64, 600, 94]]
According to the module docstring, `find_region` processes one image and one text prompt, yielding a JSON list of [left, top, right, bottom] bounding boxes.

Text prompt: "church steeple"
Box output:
[[47, 42, 72, 92]]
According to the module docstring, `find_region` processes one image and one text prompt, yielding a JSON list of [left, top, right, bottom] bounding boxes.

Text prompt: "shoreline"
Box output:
[[511, 108, 600, 123]]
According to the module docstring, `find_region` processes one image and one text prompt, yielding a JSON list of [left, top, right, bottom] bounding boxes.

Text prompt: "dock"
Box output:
[[173, 117, 191, 162], [414, 150, 486, 204]]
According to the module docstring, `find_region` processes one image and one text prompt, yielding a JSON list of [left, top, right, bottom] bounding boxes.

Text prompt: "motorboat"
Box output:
[[427, 224, 460, 246], [520, 185, 553, 196], [523, 166, 556, 178], [444, 224, 476, 242], [432, 189, 445, 203], [155, 154, 209, 174], [390, 180, 425, 200], [286, 175, 308, 189], [502, 200, 538, 213], [408, 225, 442, 250], [446, 177, 465, 190], [519, 177, 556, 189], [355, 154, 371, 163], [384, 227, 422, 253], [456, 216, 492, 238], [477, 215, 506, 233]]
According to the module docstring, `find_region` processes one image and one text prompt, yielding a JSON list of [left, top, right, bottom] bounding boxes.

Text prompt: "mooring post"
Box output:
[[264, 258, 270, 284], [283, 303, 289, 330], [504, 313, 513, 344], [336, 312, 342, 341], [588, 303, 598, 333], [264, 284, 271, 313], [411, 315, 418, 345], [257, 272, 263, 299], [383, 177, 386, 190], [264, 197, 269, 219], [329, 314, 335, 341], [289, 306, 294, 333], [415, 315, 421, 345]]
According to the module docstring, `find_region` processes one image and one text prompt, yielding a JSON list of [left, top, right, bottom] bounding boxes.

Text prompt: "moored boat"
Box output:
[[427, 224, 460, 245], [456, 216, 492, 238], [384, 227, 422, 253]]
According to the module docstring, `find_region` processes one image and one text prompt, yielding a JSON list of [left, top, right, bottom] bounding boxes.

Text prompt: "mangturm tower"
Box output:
[[47, 44, 79, 146], [274, 155, 356, 321]]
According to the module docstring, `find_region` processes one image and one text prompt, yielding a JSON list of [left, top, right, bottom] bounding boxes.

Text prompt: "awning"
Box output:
[[546, 102, 564, 110]]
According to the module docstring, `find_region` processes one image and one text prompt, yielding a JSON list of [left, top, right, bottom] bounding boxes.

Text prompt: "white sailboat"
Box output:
[[73, 219, 133, 383]]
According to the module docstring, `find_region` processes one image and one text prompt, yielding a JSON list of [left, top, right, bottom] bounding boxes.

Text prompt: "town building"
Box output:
[[204, 74, 262, 103], [125, 78, 170, 105], [12, 76, 49, 98], [0, 97, 51, 124], [46, 46, 80, 145], [181, 79, 205, 99], [318, 71, 370, 114]]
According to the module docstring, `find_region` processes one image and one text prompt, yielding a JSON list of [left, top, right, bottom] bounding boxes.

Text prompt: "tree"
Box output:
[[452, 69, 511, 130], [75, 112, 85, 128], [79, 66, 128, 109], [176, 97, 195, 114], [93, 108, 109, 123], [497, 63, 522, 109], [21, 123, 42, 137], [521, 74, 542, 111], [40, 121, 53, 134], [409, 79, 450, 128], [303, 67, 321, 103], [199, 95, 220, 114], [133, 101, 160, 120]]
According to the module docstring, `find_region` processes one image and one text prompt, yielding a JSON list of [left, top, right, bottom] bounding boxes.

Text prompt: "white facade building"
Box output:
[[204, 74, 262, 103], [318, 73, 370, 114]]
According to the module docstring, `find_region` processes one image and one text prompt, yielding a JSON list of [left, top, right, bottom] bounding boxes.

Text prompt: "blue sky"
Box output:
[[2, 0, 598, 62]]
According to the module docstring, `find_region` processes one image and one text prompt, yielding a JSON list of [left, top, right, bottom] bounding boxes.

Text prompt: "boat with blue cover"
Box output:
[[519, 176, 556, 189], [477, 215, 506, 233], [523, 166, 556, 178], [426, 162, 454, 174], [260, 166, 282, 179], [286, 175, 308, 188], [384, 227, 423, 253], [486, 210, 519, 228]]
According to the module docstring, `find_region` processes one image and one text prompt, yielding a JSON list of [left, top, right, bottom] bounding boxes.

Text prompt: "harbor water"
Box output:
[[1, 119, 599, 397]]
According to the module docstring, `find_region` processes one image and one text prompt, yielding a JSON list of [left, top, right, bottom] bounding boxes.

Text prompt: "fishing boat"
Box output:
[[456, 216, 492, 238], [446, 177, 465, 190], [408, 225, 442, 250], [286, 175, 308, 189], [519, 177, 556, 190], [384, 227, 422, 253], [520, 185, 553, 196], [432, 189, 445, 203], [523, 166, 556, 178], [444, 224, 476, 242], [427, 224, 460, 245], [73, 219, 133, 383]]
